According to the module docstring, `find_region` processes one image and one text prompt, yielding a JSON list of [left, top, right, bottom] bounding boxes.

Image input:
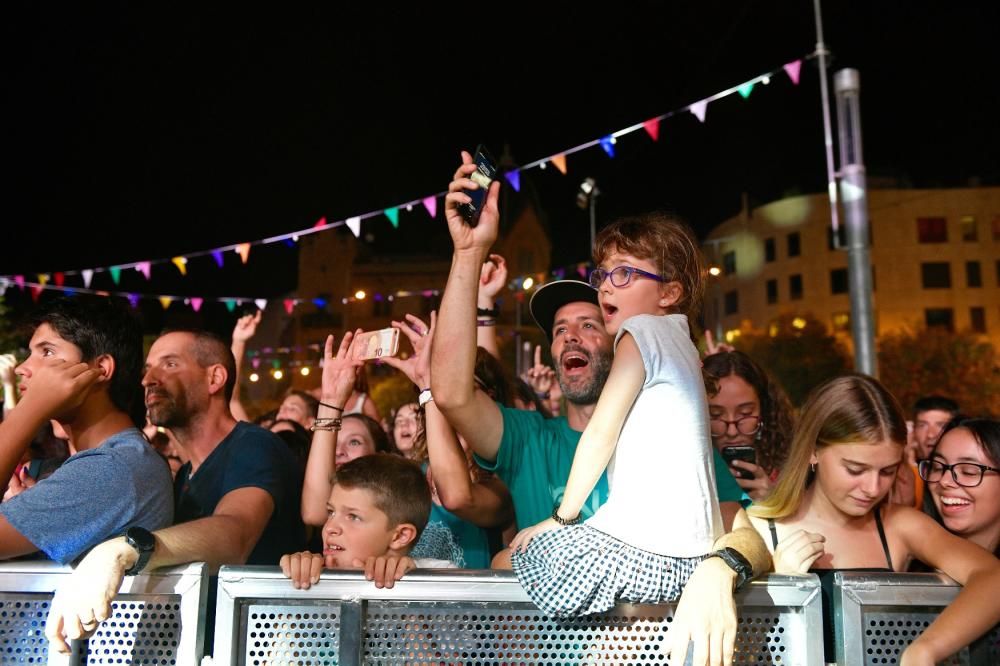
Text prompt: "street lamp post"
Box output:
[[577, 178, 599, 253]]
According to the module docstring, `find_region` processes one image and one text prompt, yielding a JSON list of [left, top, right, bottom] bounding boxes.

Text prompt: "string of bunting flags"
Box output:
[[1, 56, 806, 309]]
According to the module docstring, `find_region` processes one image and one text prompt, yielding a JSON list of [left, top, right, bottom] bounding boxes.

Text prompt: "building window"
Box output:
[[960, 216, 978, 242], [917, 217, 948, 243], [789, 274, 803, 300], [925, 308, 954, 332], [723, 251, 737, 276], [830, 268, 848, 295], [765, 279, 778, 305], [827, 225, 847, 250], [996, 260, 1000, 286], [724, 290, 739, 316], [970, 307, 986, 333], [921, 262, 951, 289], [787, 232, 801, 258], [765, 238, 776, 262], [832, 312, 851, 332], [966, 261, 982, 288], [993, 216, 1000, 241]]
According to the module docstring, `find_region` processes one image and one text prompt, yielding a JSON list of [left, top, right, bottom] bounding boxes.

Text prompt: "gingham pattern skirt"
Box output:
[[511, 524, 705, 617]]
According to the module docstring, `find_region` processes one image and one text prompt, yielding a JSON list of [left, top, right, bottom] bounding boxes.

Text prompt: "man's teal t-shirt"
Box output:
[[475, 406, 743, 529]]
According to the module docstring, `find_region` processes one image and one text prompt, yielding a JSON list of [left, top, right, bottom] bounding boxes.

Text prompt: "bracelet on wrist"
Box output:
[[477, 319, 497, 327], [476, 305, 500, 318], [550, 507, 581, 526], [311, 417, 343, 432], [418, 388, 434, 407], [318, 401, 343, 412]]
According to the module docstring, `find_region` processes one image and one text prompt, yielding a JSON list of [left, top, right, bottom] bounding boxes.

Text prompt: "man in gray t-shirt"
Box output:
[[0, 297, 173, 563]]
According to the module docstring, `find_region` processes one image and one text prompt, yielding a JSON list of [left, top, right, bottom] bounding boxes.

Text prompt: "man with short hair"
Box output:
[[46, 328, 305, 652], [913, 395, 959, 461], [0, 297, 172, 564]]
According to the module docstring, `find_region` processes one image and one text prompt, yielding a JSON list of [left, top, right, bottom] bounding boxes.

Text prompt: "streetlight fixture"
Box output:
[[576, 177, 599, 252]]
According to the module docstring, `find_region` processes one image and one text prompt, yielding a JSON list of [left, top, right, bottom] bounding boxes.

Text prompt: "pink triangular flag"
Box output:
[[314, 217, 327, 229], [345, 216, 361, 238], [550, 154, 567, 175], [283, 299, 295, 315], [190, 297, 203, 312], [255, 299, 267, 311], [136, 261, 151, 280], [422, 196, 437, 219], [689, 100, 708, 123], [81, 270, 93, 288], [784, 60, 802, 86], [235, 243, 251, 264], [251, 358, 261, 370], [643, 118, 660, 141], [15, 275, 25, 290]]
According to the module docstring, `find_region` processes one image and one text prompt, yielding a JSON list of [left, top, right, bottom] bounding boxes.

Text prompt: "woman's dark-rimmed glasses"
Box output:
[[589, 266, 665, 289], [918, 458, 1000, 488], [710, 415, 762, 438]]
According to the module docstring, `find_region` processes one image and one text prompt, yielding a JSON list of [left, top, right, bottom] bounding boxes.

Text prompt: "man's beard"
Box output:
[[146, 390, 189, 429], [556, 344, 613, 406]]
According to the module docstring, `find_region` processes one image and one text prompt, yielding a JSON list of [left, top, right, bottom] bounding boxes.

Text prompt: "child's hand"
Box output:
[[353, 555, 416, 589], [279, 551, 325, 589], [703, 330, 734, 356], [509, 517, 561, 553], [772, 529, 825, 574], [523, 345, 556, 397], [231, 310, 262, 344], [320, 331, 364, 407], [478, 254, 508, 301]]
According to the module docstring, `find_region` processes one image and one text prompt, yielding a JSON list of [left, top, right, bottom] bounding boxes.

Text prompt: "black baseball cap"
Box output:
[[529, 280, 600, 341]]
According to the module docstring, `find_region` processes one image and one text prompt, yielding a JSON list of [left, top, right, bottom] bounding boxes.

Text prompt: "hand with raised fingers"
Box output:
[[479, 254, 509, 302], [771, 529, 825, 574], [704, 330, 734, 357], [279, 551, 326, 590], [0, 353, 17, 388], [382, 313, 435, 389], [320, 331, 364, 408], [443, 151, 501, 252], [524, 345, 556, 398], [232, 310, 262, 344], [354, 555, 417, 589]]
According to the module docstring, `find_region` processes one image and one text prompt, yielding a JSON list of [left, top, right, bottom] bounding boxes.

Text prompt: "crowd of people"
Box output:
[[0, 152, 997, 665]]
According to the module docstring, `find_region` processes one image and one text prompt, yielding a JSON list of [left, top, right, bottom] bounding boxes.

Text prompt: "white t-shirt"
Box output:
[[585, 314, 723, 557]]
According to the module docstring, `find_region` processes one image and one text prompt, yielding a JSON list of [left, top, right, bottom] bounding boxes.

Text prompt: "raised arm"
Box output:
[[1, 354, 18, 417], [431, 153, 504, 462], [301, 331, 363, 526], [476, 254, 507, 360], [229, 310, 261, 422]]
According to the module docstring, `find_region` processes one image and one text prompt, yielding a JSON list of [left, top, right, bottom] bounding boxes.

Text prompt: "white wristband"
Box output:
[[418, 388, 433, 407]]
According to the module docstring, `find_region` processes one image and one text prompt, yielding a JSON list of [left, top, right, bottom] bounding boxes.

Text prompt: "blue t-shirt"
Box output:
[[174, 422, 305, 565], [475, 406, 743, 530], [410, 461, 492, 568], [0, 427, 173, 564]]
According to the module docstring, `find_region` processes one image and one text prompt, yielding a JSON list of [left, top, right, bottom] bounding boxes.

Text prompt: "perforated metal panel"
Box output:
[[242, 603, 340, 666], [362, 601, 799, 665], [80, 597, 182, 665], [860, 610, 966, 665], [0, 594, 51, 664]]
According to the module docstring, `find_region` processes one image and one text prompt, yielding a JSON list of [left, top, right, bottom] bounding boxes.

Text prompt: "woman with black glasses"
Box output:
[[920, 418, 1000, 557], [704, 350, 795, 501]]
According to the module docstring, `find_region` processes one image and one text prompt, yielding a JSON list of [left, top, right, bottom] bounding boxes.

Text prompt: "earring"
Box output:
[[755, 424, 764, 441], [810, 462, 816, 473]]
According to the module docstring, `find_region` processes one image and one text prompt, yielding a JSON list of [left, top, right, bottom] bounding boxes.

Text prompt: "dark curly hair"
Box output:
[[704, 350, 795, 473]]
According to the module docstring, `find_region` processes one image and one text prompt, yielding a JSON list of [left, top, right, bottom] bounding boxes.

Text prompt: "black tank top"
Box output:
[[767, 508, 894, 662]]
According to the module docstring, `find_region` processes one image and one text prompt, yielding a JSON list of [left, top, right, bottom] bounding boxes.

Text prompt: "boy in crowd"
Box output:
[[280, 453, 451, 590]]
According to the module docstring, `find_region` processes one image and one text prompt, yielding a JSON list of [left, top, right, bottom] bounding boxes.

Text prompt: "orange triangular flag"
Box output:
[[551, 154, 567, 175]]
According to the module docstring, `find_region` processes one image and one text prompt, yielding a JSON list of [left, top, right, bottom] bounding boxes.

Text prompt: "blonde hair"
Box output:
[[749, 374, 907, 520]]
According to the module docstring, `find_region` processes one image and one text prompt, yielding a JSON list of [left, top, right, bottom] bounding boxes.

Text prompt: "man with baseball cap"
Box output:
[[432, 155, 768, 665]]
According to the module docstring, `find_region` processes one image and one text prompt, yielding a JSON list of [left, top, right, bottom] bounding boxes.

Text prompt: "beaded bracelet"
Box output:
[[311, 417, 343, 432]]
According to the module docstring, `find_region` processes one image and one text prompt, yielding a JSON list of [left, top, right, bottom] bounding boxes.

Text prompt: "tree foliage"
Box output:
[[878, 327, 1000, 417], [735, 313, 851, 406]]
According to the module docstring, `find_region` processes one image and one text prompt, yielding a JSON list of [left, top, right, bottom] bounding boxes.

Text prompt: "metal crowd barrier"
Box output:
[[832, 571, 1000, 666], [213, 567, 824, 665], [0, 561, 207, 666]]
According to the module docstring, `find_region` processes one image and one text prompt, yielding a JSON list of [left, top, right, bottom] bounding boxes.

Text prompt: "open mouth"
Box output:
[[602, 303, 618, 320], [939, 496, 971, 507], [561, 352, 590, 374]]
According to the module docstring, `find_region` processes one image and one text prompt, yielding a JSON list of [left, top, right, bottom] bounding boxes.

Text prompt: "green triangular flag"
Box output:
[[224, 299, 236, 313], [384, 207, 399, 228], [109, 267, 121, 285], [737, 82, 755, 99]]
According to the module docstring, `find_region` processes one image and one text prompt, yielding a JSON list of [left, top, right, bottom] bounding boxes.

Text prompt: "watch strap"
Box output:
[[707, 546, 752, 591], [122, 526, 156, 576]]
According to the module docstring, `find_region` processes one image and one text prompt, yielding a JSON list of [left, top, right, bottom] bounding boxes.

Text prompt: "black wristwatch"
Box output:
[[706, 546, 753, 591], [122, 526, 156, 576]]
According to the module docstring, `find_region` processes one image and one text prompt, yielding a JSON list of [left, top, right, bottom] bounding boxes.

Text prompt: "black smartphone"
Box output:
[[721, 446, 757, 480], [457, 144, 499, 226]]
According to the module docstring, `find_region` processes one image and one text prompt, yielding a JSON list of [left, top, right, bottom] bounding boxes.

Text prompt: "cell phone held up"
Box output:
[[457, 144, 499, 226], [353, 328, 400, 361], [721, 445, 757, 480]]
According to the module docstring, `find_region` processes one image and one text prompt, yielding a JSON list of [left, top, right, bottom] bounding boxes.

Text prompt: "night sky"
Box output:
[[3, 2, 998, 327]]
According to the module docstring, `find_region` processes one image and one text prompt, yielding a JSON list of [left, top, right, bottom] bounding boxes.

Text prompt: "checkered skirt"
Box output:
[[511, 524, 705, 617]]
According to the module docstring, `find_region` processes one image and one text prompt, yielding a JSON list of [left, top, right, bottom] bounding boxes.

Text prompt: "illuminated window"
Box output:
[[917, 217, 947, 243], [725, 329, 742, 344], [832, 312, 851, 332], [960, 216, 977, 242]]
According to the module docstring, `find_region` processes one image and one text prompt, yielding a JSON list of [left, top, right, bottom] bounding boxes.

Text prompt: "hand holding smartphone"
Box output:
[[721, 445, 757, 480], [457, 144, 499, 226], [353, 328, 400, 361]]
